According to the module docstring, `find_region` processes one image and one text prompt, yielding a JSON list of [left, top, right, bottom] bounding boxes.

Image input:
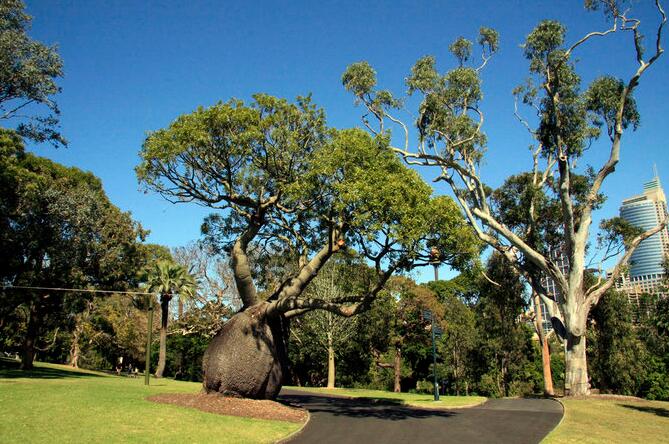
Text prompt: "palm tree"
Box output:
[[146, 260, 197, 378]]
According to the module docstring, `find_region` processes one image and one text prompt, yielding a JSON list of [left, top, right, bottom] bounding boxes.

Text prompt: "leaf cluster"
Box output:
[[0, 0, 65, 146]]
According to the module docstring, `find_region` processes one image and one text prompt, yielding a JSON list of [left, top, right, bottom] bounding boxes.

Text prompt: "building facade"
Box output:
[[615, 175, 668, 306], [535, 247, 570, 336]]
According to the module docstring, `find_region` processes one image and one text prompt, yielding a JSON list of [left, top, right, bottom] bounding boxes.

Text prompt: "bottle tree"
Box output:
[[136, 95, 478, 399]]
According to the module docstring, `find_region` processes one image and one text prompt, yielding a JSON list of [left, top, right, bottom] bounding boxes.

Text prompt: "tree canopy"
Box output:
[[137, 94, 478, 320], [0, 128, 146, 368], [0, 0, 65, 146]]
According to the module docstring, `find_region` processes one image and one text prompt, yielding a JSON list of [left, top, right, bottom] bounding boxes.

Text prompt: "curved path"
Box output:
[[279, 389, 562, 444]]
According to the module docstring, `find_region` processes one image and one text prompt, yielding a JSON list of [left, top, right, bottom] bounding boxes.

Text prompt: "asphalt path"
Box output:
[[279, 389, 563, 444]]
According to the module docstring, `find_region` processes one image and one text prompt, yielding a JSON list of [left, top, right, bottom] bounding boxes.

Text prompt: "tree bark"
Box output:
[[155, 294, 171, 378], [393, 347, 402, 393], [69, 325, 81, 368], [20, 302, 40, 370], [327, 332, 335, 389], [541, 335, 554, 396], [453, 350, 460, 396], [203, 303, 289, 399], [533, 292, 554, 396], [565, 332, 589, 396]]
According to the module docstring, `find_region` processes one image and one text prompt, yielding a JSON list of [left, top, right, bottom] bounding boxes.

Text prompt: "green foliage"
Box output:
[[139, 93, 478, 322], [145, 260, 197, 301], [341, 61, 377, 100], [472, 254, 540, 397], [0, 129, 146, 366], [637, 295, 669, 400], [585, 76, 640, 138], [0, 0, 65, 146], [478, 27, 499, 54], [430, 279, 478, 395], [588, 290, 649, 395], [519, 19, 639, 160], [523, 20, 566, 66], [449, 37, 472, 65], [165, 333, 210, 381]]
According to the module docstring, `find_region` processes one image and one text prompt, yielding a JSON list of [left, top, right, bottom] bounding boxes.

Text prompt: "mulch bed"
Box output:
[[148, 393, 308, 423]]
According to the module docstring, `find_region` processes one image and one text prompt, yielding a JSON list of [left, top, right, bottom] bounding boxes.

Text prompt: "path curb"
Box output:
[[275, 410, 311, 444]]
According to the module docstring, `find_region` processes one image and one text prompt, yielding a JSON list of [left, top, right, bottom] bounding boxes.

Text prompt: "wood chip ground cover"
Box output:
[[148, 393, 308, 423]]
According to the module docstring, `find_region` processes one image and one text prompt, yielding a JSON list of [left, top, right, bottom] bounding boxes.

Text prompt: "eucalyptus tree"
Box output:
[[0, 0, 65, 146], [145, 260, 197, 378], [137, 94, 477, 398], [342, 1, 666, 395]]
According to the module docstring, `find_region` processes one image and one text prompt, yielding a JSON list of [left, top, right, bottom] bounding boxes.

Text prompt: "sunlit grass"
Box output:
[[543, 398, 669, 444], [0, 359, 302, 444], [285, 385, 486, 408]]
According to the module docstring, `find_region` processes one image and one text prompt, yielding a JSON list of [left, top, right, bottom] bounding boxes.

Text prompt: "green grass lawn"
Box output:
[[285, 386, 486, 408], [543, 398, 669, 444], [0, 359, 302, 444]]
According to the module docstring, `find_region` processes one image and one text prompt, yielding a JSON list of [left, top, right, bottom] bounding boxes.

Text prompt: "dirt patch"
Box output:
[[148, 393, 308, 423]]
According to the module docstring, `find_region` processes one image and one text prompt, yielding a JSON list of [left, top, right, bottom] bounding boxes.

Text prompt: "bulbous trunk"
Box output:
[[565, 333, 589, 396], [202, 303, 289, 399]]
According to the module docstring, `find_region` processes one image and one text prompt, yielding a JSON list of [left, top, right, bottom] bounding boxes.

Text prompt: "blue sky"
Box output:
[[22, 0, 669, 281]]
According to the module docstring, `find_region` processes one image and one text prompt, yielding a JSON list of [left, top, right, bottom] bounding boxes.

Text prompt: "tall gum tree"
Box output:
[[136, 94, 478, 399], [342, 1, 666, 396]]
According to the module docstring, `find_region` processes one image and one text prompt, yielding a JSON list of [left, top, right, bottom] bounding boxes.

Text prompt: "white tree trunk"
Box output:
[[327, 332, 335, 389], [565, 332, 589, 396]]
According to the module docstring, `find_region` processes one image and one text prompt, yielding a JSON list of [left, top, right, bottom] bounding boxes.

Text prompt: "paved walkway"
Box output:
[[279, 389, 563, 444]]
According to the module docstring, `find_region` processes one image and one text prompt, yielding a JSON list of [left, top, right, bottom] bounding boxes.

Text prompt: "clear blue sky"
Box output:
[[23, 0, 669, 280]]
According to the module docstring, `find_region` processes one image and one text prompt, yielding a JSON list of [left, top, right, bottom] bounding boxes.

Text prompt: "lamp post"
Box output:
[[429, 247, 440, 401]]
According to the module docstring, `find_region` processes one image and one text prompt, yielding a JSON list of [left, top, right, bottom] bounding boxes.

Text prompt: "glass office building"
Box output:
[[616, 175, 668, 307]]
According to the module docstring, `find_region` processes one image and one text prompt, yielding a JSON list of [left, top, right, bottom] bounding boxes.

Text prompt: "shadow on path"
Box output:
[[279, 389, 563, 444], [280, 393, 454, 421]]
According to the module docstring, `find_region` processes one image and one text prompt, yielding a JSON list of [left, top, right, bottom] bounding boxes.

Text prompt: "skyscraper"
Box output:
[[616, 175, 668, 303]]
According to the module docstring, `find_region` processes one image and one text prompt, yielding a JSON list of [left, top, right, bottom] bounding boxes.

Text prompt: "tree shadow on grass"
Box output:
[[0, 357, 103, 379], [279, 392, 456, 421], [619, 403, 669, 418]]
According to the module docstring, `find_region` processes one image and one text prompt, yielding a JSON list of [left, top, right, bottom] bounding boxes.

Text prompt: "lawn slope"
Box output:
[[543, 397, 669, 444], [0, 360, 301, 444]]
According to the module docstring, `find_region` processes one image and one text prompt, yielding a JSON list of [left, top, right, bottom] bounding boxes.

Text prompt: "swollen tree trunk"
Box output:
[[393, 347, 401, 393], [203, 303, 289, 399], [155, 294, 171, 378], [565, 333, 589, 396], [21, 302, 40, 370], [327, 332, 335, 389]]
